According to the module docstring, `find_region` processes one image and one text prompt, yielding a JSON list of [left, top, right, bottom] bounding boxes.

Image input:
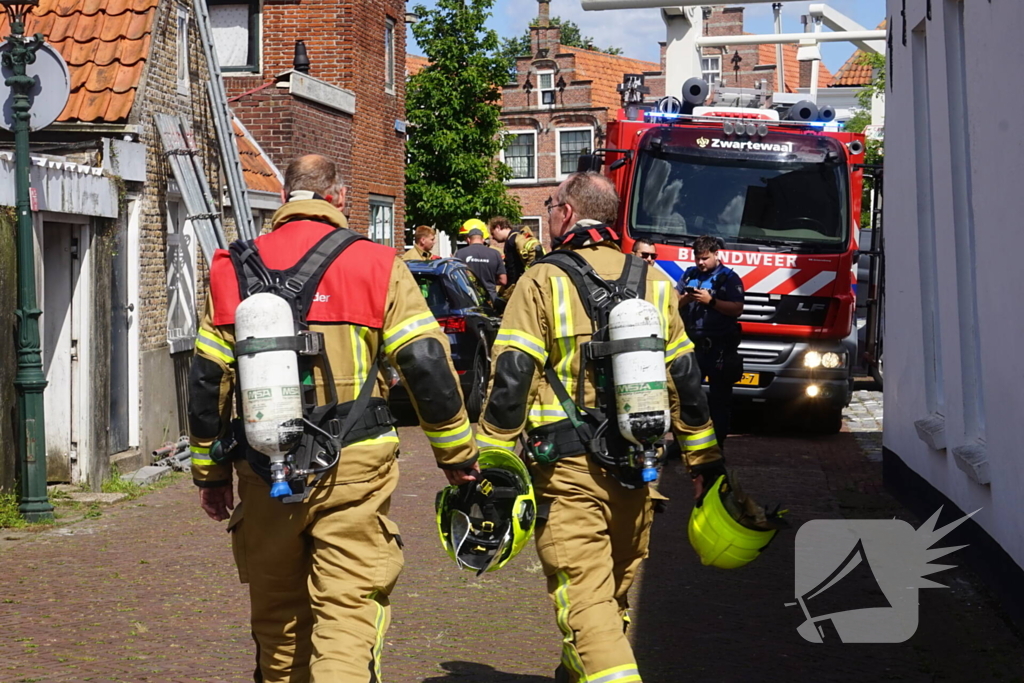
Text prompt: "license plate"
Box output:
[[702, 373, 760, 386]]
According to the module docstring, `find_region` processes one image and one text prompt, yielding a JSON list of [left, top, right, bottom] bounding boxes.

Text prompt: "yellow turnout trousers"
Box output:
[[532, 455, 653, 683], [228, 452, 403, 683]]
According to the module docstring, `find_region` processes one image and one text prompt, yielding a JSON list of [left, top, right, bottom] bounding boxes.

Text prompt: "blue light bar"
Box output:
[[645, 111, 683, 120]]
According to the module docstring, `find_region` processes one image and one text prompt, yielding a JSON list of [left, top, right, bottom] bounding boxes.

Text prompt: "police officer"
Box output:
[[189, 155, 479, 683], [476, 172, 723, 683], [677, 235, 745, 446], [402, 224, 439, 261], [488, 215, 544, 300]]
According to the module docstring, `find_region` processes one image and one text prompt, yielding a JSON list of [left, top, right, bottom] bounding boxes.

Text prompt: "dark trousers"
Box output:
[[694, 338, 742, 447]]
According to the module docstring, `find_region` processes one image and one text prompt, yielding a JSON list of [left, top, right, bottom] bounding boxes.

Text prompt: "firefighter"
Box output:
[[476, 172, 724, 683], [455, 222, 506, 303], [488, 215, 544, 301], [676, 235, 745, 447], [189, 155, 479, 683], [402, 224, 439, 261]]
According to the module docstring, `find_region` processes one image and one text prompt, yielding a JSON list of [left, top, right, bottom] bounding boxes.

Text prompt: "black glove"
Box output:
[[690, 458, 728, 504]]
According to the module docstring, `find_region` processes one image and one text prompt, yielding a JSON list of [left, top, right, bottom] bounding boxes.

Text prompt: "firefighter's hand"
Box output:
[[692, 288, 713, 305], [199, 484, 235, 521], [690, 459, 728, 502], [444, 463, 480, 486]]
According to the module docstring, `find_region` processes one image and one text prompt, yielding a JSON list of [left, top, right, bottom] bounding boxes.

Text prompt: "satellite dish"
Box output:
[[0, 41, 71, 132]]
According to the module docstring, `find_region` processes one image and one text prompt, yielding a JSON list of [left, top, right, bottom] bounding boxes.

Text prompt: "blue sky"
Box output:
[[407, 0, 886, 73]]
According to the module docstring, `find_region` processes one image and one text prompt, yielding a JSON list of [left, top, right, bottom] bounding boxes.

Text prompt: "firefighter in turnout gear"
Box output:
[[189, 155, 479, 683], [402, 225, 440, 261], [477, 173, 724, 683], [488, 215, 545, 301]]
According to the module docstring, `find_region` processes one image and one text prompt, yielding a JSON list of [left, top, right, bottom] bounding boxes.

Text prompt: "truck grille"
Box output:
[[738, 340, 793, 366], [739, 294, 831, 327], [739, 294, 776, 323]]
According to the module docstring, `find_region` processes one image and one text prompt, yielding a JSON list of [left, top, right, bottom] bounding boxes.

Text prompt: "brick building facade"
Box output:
[[133, 0, 223, 464], [699, 5, 833, 94], [500, 13, 663, 248], [219, 0, 408, 245]]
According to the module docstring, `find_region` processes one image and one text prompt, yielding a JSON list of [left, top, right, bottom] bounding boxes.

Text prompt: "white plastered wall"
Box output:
[[884, 0, 1024, 568]]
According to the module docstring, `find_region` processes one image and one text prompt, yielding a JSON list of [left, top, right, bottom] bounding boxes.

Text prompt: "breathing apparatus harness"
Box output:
[[527, 231, 666, 489], [503, 228, 543, 285], [224, 226, 395, 503]]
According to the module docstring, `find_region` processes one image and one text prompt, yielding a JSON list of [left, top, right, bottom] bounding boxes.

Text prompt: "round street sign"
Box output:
[[0, 40, 71, 132]]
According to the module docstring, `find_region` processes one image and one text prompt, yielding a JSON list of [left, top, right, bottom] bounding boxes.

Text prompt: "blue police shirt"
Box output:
[[676, 264, 745, 338]]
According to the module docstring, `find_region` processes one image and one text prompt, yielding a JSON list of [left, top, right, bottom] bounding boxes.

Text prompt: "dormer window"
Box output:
[[538, 71, 555, 106]]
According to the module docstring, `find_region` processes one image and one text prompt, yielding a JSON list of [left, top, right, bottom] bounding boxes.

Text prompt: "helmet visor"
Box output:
[[449, 509, 473, 557], [469, 527, 512, 576]]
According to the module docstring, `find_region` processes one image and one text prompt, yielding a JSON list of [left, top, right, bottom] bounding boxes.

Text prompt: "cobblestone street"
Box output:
[[2, 397, 1022, 682]]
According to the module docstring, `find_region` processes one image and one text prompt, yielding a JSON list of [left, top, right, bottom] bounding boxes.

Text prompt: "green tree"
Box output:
[[498, 16, 623, 78], [843, 53, 885, 228], [406, 0, 521, 237]]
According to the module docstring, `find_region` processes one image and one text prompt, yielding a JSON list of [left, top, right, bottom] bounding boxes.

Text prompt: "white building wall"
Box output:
[[885, 0, 1024, 568]]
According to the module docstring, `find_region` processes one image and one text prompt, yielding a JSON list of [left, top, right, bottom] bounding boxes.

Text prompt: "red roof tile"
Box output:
[[406, 54, 429, 78], [0, 0, 157, 123], [559, 46, 660, 111], [231, 117, 283, 195], [757, 42, 834, 92], [830, 21, 886, 87]]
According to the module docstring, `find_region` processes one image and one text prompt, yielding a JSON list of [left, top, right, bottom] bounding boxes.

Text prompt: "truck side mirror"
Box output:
[[576, 153, 603, 173]]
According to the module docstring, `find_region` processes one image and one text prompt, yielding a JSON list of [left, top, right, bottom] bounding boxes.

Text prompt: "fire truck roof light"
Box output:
[[646, 111, 683, 121]]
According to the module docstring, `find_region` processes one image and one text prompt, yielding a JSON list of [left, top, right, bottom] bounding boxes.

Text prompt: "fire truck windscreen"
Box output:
[[628, 129, 849, 253]]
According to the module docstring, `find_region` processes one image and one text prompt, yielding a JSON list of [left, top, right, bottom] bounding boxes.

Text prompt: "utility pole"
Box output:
[[2, 0, 53, 522]]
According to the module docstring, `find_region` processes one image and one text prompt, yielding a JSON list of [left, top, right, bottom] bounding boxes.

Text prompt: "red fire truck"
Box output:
[[585, 77, 883, 432]]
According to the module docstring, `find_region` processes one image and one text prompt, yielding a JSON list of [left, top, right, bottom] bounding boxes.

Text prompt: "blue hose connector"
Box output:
[[642, 467, 658, 483], [270, 481, 292, 498]]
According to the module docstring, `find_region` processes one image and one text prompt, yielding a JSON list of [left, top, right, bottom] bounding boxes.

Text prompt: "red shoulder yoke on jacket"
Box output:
[[210, 220, 393, 328]]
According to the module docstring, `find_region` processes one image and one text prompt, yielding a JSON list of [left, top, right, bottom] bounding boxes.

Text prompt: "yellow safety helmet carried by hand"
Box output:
[[436, 449, 536, 575], [460, 218, 489, 240], [688, 474, 783, 569]]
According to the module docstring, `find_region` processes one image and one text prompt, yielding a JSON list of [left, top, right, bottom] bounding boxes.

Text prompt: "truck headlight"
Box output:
[[803, 351, 822, 368], [821, 352, 844, 369]]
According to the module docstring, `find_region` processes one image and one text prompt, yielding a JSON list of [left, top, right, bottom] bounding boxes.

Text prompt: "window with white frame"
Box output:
[[558, 128, 593, 177], [209, 0, 260, 72], [369, 195, 395, 246], [538, 71, 556, 106], [176, 9, 189, 94], [701, 55, 721, 84], [503, 131, 536, 181], [385, 17, 396, 93]]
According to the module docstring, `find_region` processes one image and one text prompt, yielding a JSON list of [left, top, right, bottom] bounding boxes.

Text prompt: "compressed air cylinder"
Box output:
[[609, 299, 671, 449], [235, 292, 304, 498]]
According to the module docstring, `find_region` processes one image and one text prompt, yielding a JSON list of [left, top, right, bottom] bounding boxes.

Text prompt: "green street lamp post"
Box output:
[[3, 0, 52, 521]]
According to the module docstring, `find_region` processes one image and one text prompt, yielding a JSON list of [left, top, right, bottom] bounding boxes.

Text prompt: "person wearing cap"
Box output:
[[455, 224, 506, 303], [459, 218, 490, 243], [403, 225, 439, 261]]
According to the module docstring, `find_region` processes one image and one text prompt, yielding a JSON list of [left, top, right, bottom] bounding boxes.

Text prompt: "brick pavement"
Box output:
[[2, 412, 1023, 682]]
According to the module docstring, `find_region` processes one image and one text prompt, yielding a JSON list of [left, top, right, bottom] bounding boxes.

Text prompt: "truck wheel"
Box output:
[[871, 350, 884, 389], [465, 354, 487, 423], [805, 404, 844, 434]]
